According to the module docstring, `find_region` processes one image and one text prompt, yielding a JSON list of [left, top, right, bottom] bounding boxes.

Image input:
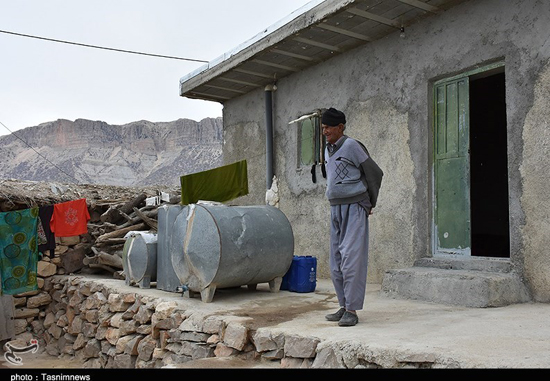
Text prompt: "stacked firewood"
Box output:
[[85, 192, 179, 277]]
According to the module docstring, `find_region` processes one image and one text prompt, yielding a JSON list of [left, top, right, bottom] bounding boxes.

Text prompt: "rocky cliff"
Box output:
[[0, 117, 223, 186]]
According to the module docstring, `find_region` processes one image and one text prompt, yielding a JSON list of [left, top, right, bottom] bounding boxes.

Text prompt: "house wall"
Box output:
[[221, 0, 550, 300]]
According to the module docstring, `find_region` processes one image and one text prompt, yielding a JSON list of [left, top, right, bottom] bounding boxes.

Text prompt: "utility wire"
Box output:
[[0, 120, 81, 184], [0, 29, 209, 63]]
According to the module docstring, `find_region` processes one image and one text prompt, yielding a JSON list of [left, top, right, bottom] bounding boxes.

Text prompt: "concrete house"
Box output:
[[179, 0, 550, 306]]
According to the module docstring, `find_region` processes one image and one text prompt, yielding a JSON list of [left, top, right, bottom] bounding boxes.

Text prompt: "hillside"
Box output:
[[0, 117, 223, 186]]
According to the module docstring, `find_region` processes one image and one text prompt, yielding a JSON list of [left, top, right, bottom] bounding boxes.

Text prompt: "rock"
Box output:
[[136, 324, 151, 335], [56, 314, 69, 328], [68, 291, 84, 308], [159, 330, 170, 350], [116, 334, 138, 354], [122, 294, 136, 304], [55, 245, 68, 255], [119, 319, 139, 336], [179, 341, 214, 359], [137, 335, 157, 361], [203, 315, 224, 334], [95, 326, 108, 341], [173, 331, 210, 343], [14, 308, 39, 319], [73, 334, 87, 350], [223, 323, 248, 351], [207, 334, 220, 345], [78, 281, 92, 296], [84, 309, 99, 323], [37, 261, 57, 277], [133, 305, 153, 324], [13, 319, 27, 335], [262, 348, 284, 360], [43, 312, 56, 329], [252, 329, 284, 352], [45, 342, 60, 357], [112, 353, 136, 369], [109, 312, 124, 328], [13, 297, 26, 307], [178, 313, 205, 332], [105, 328, 121, 345], [281, 357, 312, 368], [312, 346, 345, 368], [124, 335, 144, 356], [122, 299, 142, 319], [151, 301, 178, 322], [27, 292, 52, 308], [98, 308, 114, 327], [283, 335, 320, 358], [100, 340, 112, 355], [152, 348, 166, 360], [135, 359, 155, 369], [65, 307, 76, 326], [86, 292, 108, 310], [214, 343, 237, 357], [82, 322, 98, 338], [67, 316, 84, 335], [48, 323, 63, 339], [108, 294, 131, 312]]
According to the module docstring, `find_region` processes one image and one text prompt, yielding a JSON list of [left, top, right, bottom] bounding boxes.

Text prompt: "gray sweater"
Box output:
[[325, 136, 383, 209]]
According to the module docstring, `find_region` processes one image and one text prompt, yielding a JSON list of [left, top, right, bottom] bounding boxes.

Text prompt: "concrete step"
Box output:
[[414, 255, 513, 273], [381, 256, 531, 308]]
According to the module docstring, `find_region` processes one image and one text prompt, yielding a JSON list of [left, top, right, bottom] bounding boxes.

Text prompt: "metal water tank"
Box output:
[[171, 204, 294, 302], [157, 205, 185, 292], [122, 232, 157, 289]]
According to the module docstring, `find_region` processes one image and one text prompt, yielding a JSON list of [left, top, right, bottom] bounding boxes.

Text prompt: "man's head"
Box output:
[[322, 108, 346, 144]]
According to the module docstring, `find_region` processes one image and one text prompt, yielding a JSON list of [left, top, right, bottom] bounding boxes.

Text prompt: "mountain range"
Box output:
[[0, 117, 223, 186]]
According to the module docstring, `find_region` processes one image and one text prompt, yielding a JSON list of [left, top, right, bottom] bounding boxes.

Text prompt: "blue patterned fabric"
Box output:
[[0, 208, 39, 295]]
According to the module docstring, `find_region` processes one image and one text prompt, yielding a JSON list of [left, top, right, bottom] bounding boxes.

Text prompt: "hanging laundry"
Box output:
[[38, 205, 55, 257], [50, 198, 90, 237], [180, 160, 249, 205], [0, 207, 39, 295]]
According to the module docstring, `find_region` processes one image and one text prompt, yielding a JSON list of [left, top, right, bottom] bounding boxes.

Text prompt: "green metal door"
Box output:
[[434, 77, 471, 255]]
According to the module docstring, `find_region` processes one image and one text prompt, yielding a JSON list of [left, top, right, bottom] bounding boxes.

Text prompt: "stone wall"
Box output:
[[22, 276, 322, 369], [10, 234, 87, 338]]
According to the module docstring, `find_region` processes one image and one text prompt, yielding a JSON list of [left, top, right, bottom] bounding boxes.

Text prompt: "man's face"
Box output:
[[322, 123, 345, 144]]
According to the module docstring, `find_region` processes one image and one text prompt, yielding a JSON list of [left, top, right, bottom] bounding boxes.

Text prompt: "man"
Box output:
[[322, 107, 383, 326]]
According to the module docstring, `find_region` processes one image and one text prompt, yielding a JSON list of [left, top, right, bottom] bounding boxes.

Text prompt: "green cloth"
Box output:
[[0, 207, 39, 295], [180, 160, 249, 205]]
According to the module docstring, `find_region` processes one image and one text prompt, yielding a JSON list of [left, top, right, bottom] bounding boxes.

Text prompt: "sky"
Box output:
[[0, 0, 315, 135]]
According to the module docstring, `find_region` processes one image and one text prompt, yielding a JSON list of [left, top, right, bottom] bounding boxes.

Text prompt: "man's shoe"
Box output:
[[325, 308, 345, 321], [338, 311, 358, 326]]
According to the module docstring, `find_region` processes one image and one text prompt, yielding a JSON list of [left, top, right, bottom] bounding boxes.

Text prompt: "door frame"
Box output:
[[431, 61, 506, 257]]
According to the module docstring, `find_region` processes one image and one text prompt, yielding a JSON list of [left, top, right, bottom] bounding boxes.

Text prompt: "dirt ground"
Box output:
[[0, 348, 86, 369]]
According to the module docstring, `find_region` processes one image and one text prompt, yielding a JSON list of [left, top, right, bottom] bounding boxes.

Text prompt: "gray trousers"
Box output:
[[330, 203, 369, 311]]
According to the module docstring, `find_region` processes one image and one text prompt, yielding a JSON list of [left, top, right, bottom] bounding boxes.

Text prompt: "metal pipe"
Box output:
[[265, 84, 276, 189]]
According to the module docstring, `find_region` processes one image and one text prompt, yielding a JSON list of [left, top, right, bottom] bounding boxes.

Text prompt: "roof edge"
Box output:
[[179, 0, 357, 97]]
